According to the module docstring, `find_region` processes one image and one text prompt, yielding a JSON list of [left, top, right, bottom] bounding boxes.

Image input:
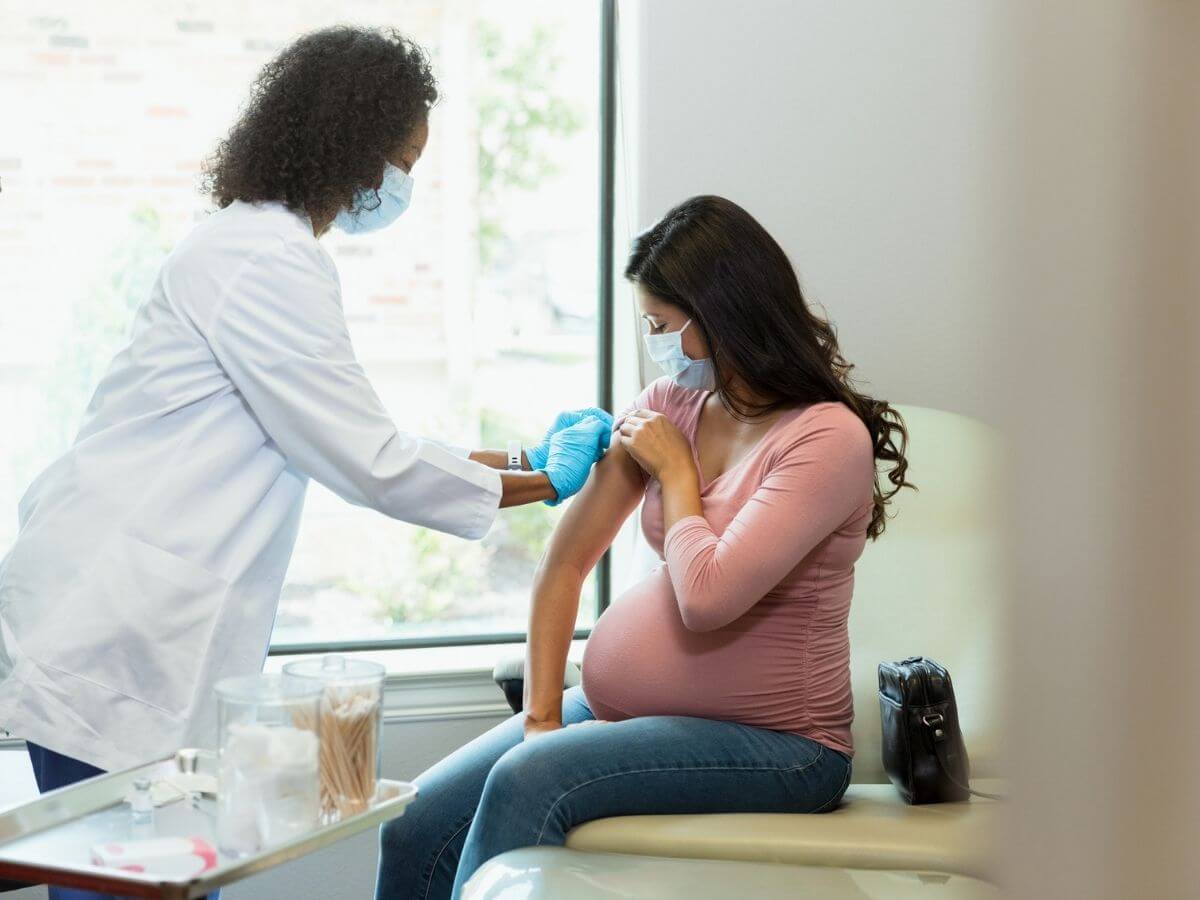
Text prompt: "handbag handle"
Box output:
[[922, 713, 1007, 802]]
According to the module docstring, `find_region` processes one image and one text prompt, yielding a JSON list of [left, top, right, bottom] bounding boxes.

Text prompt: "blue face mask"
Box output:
[[333, 163, 414, 234], [643, 318, 717, 391]]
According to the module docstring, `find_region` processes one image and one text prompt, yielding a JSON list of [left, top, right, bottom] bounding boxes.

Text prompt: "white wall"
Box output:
[[626, 0, 1000, 422]]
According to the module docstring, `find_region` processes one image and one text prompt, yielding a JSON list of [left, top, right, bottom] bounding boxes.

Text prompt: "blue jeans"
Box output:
[[375, 686, 852, 900], [25, 742, 219, 900]]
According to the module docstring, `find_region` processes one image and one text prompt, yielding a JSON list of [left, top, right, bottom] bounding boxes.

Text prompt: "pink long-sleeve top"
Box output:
[[581, 377, 875, 757]]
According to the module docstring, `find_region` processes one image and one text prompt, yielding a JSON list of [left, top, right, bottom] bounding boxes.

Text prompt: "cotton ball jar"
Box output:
[[215, 674, 323, 857]]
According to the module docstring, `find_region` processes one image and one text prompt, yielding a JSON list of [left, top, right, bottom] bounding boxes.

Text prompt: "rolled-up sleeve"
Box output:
[[205, 237, 501, 540]]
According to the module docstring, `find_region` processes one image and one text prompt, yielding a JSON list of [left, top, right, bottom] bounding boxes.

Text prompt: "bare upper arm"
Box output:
[[539, 436, 646, 577]]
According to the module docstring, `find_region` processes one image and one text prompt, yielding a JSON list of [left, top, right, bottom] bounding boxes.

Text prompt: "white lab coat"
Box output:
[[0, 200, 502, 771]]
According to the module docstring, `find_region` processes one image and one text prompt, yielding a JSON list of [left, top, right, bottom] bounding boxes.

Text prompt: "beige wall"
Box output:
[[992, 1, 1200, 896], [626, 0, 1001, 421]]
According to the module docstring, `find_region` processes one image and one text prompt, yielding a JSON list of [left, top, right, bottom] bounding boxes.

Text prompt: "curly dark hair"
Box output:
[[626, 195, 916, 540], [202, 26, 437, 220]]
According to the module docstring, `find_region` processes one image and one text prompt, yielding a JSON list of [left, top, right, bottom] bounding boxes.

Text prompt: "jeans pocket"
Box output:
[[811, 753, 853, 813]]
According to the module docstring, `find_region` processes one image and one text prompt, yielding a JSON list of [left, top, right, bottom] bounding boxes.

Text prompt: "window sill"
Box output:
[[264, 639, 588, 724], [1, 640, 587, 747], [263, 638, 586, 680]]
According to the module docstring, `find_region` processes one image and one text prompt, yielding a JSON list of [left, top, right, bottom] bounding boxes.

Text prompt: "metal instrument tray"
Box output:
[[0, 748, 417, 899]]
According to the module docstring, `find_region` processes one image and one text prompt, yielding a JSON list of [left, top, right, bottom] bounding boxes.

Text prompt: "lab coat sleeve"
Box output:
[[204, 237, 501, 540]]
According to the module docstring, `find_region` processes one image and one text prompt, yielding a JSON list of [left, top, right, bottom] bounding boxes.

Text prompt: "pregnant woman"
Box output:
[[375, 195, 913, 899]]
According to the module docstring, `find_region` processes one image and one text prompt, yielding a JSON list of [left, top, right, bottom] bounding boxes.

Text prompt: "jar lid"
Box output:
[[214, 673, 323, 704], [282, 654, 386, 687]]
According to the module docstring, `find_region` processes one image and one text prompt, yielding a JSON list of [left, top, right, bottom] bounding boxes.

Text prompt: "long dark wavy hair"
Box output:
[[203, 26, 437, 219], [626, 195, 914, 539]]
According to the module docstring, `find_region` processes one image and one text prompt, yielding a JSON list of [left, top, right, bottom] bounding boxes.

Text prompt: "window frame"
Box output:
[[268, 0, 618, 659]]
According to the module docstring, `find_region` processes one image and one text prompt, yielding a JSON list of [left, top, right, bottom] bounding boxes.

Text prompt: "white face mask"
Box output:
[[643, 318, 716, 391]]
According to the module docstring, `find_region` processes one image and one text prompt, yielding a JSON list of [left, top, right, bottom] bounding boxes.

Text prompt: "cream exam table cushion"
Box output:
[[565, 780, 1004, 882], [462, 848, 1002, 900]]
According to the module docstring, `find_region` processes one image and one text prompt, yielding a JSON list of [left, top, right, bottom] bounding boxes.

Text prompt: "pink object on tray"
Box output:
[[90, 837, 219, 878]]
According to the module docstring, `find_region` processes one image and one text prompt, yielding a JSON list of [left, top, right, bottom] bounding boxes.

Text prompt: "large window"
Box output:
[[0, 2, 609, 647]]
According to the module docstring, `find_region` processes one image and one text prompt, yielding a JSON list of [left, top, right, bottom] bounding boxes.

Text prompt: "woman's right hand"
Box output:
[[617, 409, 694, 484]]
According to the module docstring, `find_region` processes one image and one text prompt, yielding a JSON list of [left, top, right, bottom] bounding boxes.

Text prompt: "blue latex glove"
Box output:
[[526, 407, 614, 471], [541, 415, 611, 506]]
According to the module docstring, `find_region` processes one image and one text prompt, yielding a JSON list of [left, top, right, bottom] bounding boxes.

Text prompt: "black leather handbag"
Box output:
[[878, 656, 1003, 804]]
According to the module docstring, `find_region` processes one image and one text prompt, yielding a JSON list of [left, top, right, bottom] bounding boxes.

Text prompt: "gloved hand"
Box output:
[[526, 407, 614, 471], [541, 415, 611, 506]]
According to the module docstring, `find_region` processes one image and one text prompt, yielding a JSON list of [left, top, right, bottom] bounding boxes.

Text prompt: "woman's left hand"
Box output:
[[617, 410, 696, 484], [523, 719, 564, 741]]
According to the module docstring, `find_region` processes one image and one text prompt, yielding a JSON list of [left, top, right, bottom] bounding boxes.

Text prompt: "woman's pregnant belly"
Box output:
[[581, 566, 811, 730]]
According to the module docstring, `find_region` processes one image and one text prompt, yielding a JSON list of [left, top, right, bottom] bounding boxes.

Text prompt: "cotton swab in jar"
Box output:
[[293, 684, 381, 820]]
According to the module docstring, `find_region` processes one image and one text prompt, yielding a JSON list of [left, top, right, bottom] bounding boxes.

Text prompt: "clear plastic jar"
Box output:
[[215, 674, 322, 857], [282, 655, 385, 821]]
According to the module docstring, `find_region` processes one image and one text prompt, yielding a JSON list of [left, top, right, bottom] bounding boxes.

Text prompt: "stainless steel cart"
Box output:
[[0, 749, 417, 898]]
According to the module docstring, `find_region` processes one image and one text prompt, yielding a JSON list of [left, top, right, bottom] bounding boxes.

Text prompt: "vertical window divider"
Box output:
[[595, 0, 617, 620]]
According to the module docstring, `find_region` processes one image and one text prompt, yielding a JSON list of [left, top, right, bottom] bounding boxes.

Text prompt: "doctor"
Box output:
[[0, 22, 609, 838]]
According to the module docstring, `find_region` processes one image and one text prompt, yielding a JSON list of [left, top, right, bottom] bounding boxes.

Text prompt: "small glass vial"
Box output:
[[130, 776, 154, 827]]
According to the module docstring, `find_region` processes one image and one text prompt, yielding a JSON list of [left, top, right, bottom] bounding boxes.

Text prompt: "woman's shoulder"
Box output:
[[628, 376, 703, 417], [764, 403, 875, 506], [779, 401, 874, 461]]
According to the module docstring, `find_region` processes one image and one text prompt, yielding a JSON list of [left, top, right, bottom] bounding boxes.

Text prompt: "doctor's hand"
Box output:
[[617, 410, 695, 484], [540, 415, 611, 506], [526, 407, 614, 471]]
